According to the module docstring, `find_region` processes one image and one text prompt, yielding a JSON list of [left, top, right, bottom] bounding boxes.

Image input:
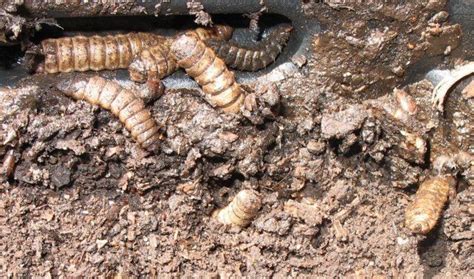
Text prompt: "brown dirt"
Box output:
[[1, 1, 473, 277]]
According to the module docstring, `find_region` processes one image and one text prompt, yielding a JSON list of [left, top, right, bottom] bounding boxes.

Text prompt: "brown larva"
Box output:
[[128, 38, 177, 83], [56, 76, 162, 152], [41, 32, 164, 74], [214, 189, 262, 227], [405, 175, 456, 234], [171, 32, 245, 113], [1, 150, 16, 178], [205, 24, 293, 71], [129, 25, 233, 84], [189, 25, 234, 41]]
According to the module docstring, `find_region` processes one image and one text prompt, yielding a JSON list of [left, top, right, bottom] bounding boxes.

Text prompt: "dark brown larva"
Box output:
[[128, 25, 234, 83], [56, 76, 162, 152], [205, 24, 293, 71], [42, 32, 164, 74], [405, 175, 456, 234], [171, 32, 245, 113]]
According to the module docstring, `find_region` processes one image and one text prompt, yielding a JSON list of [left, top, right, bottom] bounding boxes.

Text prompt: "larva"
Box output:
[[171, 33, 245, 113], [205, 24, 293, 71], [1, 150, 15, 179], [56, 76, 162, 152], [214, 189, 262, 227], [129, 25, 234, 83], [42, 32, 164, 73], [189, 25, 234, 42], [128, 38, 177, 83], [405, 175, 456, 234]]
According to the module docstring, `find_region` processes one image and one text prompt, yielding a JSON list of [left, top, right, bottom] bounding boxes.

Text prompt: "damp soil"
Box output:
[[0, 1, 473, 277]]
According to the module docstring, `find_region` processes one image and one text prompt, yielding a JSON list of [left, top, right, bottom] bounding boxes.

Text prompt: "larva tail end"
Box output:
[[56, 77, 84, 96], [144, 142, 161, 154], [146, 79, 165, 97], [24, 48, 44, 74], [214, 25, 234, 41], [281, 23, 294, 33], [221, 93, 245, 114], [142, 133, 163, 154], [237, 189, 262, 213], [277, 24, 293, 43], [405, 213, 432, 234], [129, 60, 147, 83], [171, 33, 199, 60]]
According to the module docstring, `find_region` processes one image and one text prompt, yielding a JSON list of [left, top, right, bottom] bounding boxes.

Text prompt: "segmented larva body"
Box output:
[[42, 32, 164, 73], [405, 176, 456, 234], [128, 38, 177, 83], [1, 150, 15, 178], [56, 76, 162, 152], [171, 33, 245, 113], [189, 25, 234, 42], [128, 25, 234, 83], [214, 189, 262, 227], [205, 24, 293, 71]]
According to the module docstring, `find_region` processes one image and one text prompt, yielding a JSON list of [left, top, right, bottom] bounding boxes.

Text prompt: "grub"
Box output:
[[41, 32, 166, 74], [171, 33, 245, 114], [205, 24, 293, 72], [214, 189, 262, 227], [405, 175, 456, 234]]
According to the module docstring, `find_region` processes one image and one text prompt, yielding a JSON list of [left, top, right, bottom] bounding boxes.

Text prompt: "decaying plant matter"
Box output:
[[405, 175, 456, 234], [205, 24, 293, 71], [214, 189, 262, 227], [57, 76, 162, 152], [171, 32, 245, 113]]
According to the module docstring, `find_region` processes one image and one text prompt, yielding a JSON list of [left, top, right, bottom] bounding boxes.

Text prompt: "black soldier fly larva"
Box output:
[[57, 76, 162, 152], [214, 189, 262, 227], [41, 32, 164, 73], [405, 175, 456, 234], [205, 24, 293, 71], [171, 32, 245, 113]]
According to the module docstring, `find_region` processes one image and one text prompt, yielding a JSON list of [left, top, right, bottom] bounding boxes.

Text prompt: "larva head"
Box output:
[[128, 59, 147, 83], [171, 33, 200, 61], [214, 25, 234, 41], [193, 25, 234, 41], [235, 189, 262, 215], [405, 210, 434, 234], [272, 24, 293, 44], [56, 76, 88, 97]]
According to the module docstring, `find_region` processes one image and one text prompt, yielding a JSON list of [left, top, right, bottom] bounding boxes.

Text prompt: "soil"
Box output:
[[0, 1, 473, 277]]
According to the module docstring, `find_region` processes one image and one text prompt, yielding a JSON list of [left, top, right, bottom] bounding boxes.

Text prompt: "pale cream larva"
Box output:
[[214, 189, 262, 227]]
